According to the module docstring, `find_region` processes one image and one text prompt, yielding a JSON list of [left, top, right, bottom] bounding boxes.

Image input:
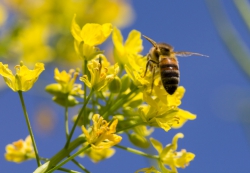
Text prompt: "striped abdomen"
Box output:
[[160, 57, 180, 95]]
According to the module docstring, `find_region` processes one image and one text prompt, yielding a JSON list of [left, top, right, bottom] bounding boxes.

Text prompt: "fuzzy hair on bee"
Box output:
[[142, 35, 208, 95]]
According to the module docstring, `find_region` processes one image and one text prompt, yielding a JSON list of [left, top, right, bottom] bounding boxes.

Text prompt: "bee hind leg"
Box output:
[[150, 65, 156, 94]]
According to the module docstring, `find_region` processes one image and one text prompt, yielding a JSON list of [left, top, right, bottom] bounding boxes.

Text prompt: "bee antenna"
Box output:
[[142, 35, 158, 48]]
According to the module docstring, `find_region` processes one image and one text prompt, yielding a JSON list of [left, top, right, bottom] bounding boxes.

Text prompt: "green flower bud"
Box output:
[[53, 95, 78, 107], [45, 83, 63, 96], [120, 74, 131, 93], [128, 133, 150, 149], [109, 76, 121, 93]]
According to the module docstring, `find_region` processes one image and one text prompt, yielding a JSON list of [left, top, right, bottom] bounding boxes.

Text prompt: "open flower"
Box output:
[[0, 62, 44, 92], [45, 68, 83, 107], [150, 133, 195, 173], [72, 14, 113, 60], [5, 136, 35, 163], [80, 58, 119, 91], [139, 87, 196, 132], [81, 114, 122, 150], [112, 27, 143, 65]]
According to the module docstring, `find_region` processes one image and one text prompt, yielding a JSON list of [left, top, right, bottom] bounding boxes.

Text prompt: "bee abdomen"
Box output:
[[160, 64, 180, 95]]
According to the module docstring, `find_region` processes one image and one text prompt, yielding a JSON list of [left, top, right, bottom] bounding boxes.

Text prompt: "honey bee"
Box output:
[[142, 35, 208, 95]]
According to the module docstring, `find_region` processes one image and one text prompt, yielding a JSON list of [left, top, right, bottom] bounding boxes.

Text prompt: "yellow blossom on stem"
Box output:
[[53, 68, 83, 95], [45, 68, 83, 107], [112, 27, 143, 65], [81, 114, 122, 150], [72, 14, 113, 60], [0, 62, 44, 92], [80, 58, 119, 91], [5, 136, 35, 163], [79, 142, 115, 163], [138, 87, 196, 132], [150, 133, 195, 173]]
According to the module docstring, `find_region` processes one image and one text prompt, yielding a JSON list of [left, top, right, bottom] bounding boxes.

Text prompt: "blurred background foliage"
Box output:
[[0, 0, 134, 64]]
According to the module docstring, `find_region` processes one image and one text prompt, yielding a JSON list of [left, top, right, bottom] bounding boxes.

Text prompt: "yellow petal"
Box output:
[[109, 119, 118, 134], [124, 30, 143, 54], [17, 63, 45, 91], [150, 138, 163, 154], [172, 109, 196, 129], [0, 62, 15, 91], [172, 133, 184, 151], [81, 126, 90, 142], [81, 23, 112, 46], [71, 14, 82, 42], [167, 86, 185, 107], [174, 151, 195, 168]]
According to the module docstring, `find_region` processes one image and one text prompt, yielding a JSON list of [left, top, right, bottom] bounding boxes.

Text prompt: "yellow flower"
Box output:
[[72, 14, 113, 60], [0, 62, 44, 92], [13, 23, 52, 63], [53, 68, 83, 95], [79, 142, 115, 163], [138, 87, 196, 132], [112, 27, 143, 65], [81, 114, 122, 150], [80, 58, 119, 91], [5, 135, 35, 163], [150, 133, 195, 173], [135, 166, 161, 173], [45, 68, 83, 107]]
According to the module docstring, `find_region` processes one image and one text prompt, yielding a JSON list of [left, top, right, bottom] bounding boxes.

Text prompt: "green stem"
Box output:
[[71, 159, 90, 173], [18, 91, 41, 166], [115, 144, 159, 160], [117, 122, 147, 133], [102, 87, 139, 119], [33, 135, 86, 173], [65, 98, 69, 140], [101, 92, 114, 115], [64, 90, 94, 149], [46, 144, 91, 173], [83, 60, 88, 126]]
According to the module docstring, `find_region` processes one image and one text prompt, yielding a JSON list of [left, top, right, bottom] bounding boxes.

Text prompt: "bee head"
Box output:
[[143, 35, 173, 56]]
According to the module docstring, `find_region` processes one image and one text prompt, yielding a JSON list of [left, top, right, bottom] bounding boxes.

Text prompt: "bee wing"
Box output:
[[175, 51, 209, 57]]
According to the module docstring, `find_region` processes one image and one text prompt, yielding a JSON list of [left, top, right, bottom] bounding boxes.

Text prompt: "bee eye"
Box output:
[[160, 48, 170, 55]]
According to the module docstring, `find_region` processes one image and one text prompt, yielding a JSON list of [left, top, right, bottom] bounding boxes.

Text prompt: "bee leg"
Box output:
[[150, 65, 156, 94], [142, 60, 150, 77], [142, 56, 158, 78]]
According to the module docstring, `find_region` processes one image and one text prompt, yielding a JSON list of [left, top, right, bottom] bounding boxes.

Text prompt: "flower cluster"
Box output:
[[5, 136, 35, 163], [1, 17, 197, 173], [1, 0, 134, 63]]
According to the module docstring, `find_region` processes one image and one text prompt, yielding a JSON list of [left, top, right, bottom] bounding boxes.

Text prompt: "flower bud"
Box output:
[[120, 74, 131, 92], [45, 83, 63, 96], [108, 76, 121, 93], [53, 95, 79, 107], [128, 133, 150, 149]]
